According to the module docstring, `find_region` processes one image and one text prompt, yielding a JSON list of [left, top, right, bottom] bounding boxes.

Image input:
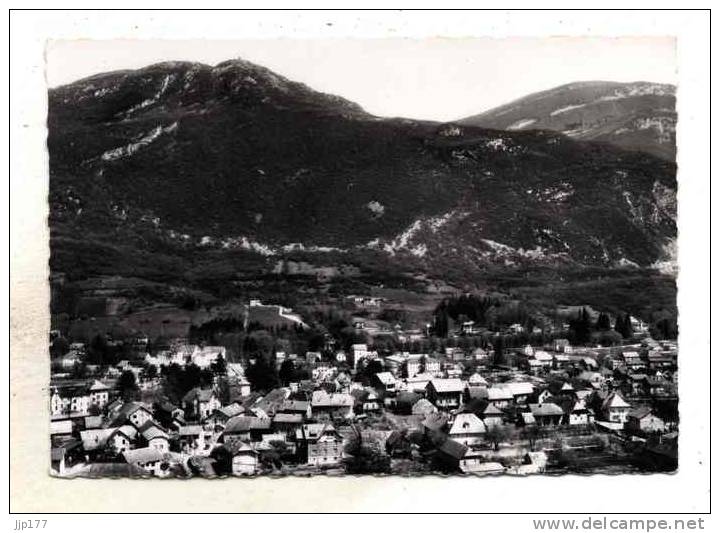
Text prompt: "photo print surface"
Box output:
[[47, 38, 678, 478]]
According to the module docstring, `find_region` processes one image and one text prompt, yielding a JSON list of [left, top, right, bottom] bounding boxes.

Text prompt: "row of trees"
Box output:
[[50, 333, 135, 366], [246, 356, 281, 392], [434, 294, 502, 336], [569, 309, 648, 344], [278, 359, 311, 387], [434, 293, 676, 346], [434, 294, 546, 338], [158, 357, 228, 404]]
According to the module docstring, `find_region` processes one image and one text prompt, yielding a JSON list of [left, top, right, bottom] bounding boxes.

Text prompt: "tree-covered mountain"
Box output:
[[48, 60, 676, 281]]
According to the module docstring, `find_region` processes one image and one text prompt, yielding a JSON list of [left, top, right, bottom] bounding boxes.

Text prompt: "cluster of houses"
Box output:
[[50, 329, 678, 477], [143, 343, 228, 370], [344, 295, 386, 307], [50, 381, 352, 477]]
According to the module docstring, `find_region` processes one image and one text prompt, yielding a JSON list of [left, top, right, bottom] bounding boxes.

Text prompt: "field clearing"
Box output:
[[247, 305, 305, 329], [69, 306, 197, 340], [513, 273, 677, 319], [370, 287, 448, 311]]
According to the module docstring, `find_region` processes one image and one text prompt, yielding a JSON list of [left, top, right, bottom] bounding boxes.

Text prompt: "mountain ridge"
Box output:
[[48, 60, 677, 282], [458, 80, 676, 161]]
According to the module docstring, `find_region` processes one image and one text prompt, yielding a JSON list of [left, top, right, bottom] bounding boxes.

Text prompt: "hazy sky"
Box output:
[[47, 37, 676, 122]]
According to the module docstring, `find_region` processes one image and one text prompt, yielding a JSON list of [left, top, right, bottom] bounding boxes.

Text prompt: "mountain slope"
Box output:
[[458, 81, 676, 161], [48, 61, 677, 280]]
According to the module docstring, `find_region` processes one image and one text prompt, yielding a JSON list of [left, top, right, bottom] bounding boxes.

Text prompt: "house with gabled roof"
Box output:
[[529, 402, 564, 426], [221, 415, 273, 444], [426, 379, 464, 410], [448, 413, 486, 447], [311, 390, 354, 421], [548, 381, 577, 401], [253, 388, 292, 417], [277, 399, 312, 420], [372, 372, 398, 394], [568, 401, 592, 425], [109, 425, 139, 453], [152, 400, 184, 430], [88, 380, 111, 407], [506, 381, 534, 403], [105, 402, 153, 429], [486, 386, 513, 409], [536, 389, 553, 404], [404, 373, 434, 394], [467, 373, 488, 388], [295, 423, 344, 467], [295, 422, 339, 443], [139, 421, 170, 452], [626, 407, 666, 434], [225, 441, 259, 475], [272, 412, 304, 438], [50, 385, 91, 417], [80, 424, 138, 456], [482, 404, 504, 427], [211, 402, 244, 427], [601, 391, 632, 424], [350, 388, 381, 414], [182, 388, 221, 421]]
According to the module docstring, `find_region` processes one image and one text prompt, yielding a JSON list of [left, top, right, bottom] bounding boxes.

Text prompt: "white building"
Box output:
[[448, 413, 487, 447]]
